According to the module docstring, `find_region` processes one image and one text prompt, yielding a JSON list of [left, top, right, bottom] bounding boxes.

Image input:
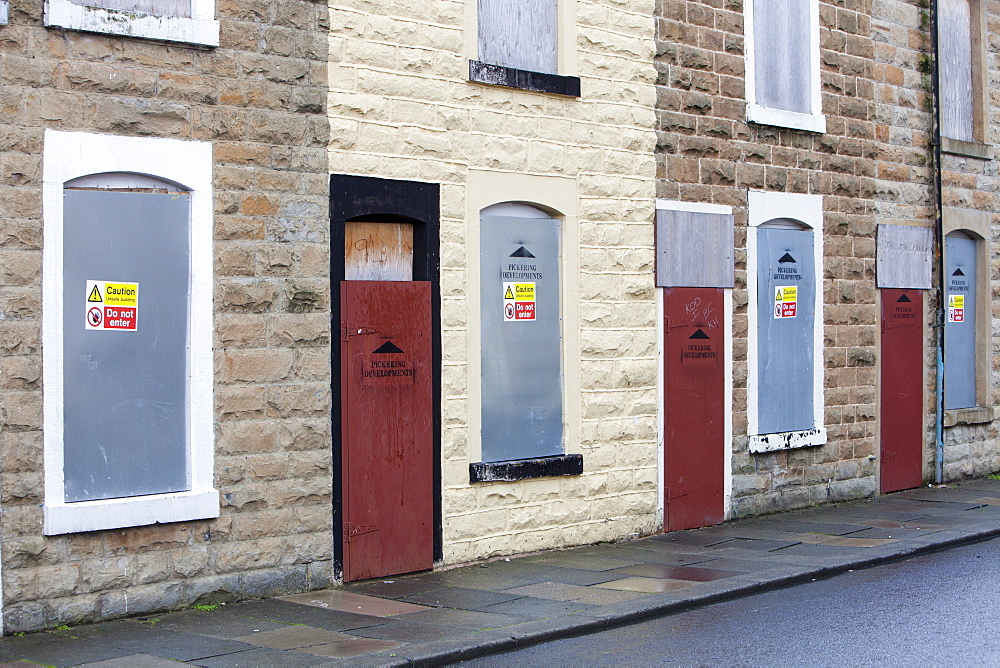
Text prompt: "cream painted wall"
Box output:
[[328, 0, 659, 563]]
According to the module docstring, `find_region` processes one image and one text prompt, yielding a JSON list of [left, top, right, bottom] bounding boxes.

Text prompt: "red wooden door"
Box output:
[[663, 288, 725, 531], [880, 289, 924, 493], [341, 281, 433, 582]]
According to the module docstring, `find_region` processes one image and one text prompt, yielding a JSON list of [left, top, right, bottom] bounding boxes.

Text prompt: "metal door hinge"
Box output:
[[343, 523, 379, 542], [342, 322, 377, 341]]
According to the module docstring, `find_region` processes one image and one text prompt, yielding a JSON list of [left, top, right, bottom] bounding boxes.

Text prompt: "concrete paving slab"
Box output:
[[233, 625, 355, 649], [400, 587, 523, 610], [195, 646, 329, 667], [279, 589, 430, 616], [228, 599, 389, 632], [477, 596, 601, 618], [592, 577, 694, 593], [396, 607, 529, 630], [607, 563, 747, 581], [150, 609, 291, 639], [349, 619, 481, 643], [341, 577, 444, 600], [296, 637, 407, 659], [78, 653, 194, 667]]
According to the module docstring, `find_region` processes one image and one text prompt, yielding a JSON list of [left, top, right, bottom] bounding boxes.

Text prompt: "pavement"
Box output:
[[3, 479, 1000, 667]]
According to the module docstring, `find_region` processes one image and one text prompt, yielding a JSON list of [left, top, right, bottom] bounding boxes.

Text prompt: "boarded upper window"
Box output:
[[45, 0, 218, 45], [753, 0, 810, 114], [939, 0, 982, 144], [478, 0, 558, 74], [745, 0, 824, 132]]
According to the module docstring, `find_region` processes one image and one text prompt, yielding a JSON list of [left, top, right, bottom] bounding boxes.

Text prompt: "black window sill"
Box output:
[[469, 60, 581, 98], [470, 454, 583, 484]]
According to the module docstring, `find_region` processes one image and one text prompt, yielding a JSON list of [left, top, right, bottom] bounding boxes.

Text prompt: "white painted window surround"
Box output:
[[0, 1, 8, 25], [42, 130, 217, 535], [44, 0, 219, 46], [746, 191, 827, 452], [655, 199, 735, 521], [745, 0, 826, 134]]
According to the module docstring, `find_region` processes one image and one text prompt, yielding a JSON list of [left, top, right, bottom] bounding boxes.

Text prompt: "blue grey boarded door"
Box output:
[[480, 214, 562, 462], [945, 234, 977, 409], [757, 226, 815, 434], [62, 189, 190, 502]]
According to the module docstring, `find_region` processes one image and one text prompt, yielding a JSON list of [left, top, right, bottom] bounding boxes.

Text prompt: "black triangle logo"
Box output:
[[373, 341, 404, 354], [897, 294, 912, 303], [689, 329, 710, 340], [778, 253, 796, 264], [952, 268, 965, 276], [510, 246, 535, 258]]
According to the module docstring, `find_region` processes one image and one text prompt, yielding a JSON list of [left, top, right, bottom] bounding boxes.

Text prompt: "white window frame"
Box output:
[[44, 0, 219, 46], [744, 0, 826, 133], [42, 130, 217, 535], [746, 191, 827, 452]]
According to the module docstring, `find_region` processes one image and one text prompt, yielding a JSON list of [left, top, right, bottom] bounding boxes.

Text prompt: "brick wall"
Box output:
[[0, 0, 331, 630]]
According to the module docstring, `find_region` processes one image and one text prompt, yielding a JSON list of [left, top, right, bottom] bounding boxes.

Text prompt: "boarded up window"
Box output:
[[62, 189, 190, 502], [478, 0, 558, 74], [939, 0, 974, 142], [944, 233, 977, 409], [480, 212, 563, 462], [655, 208, 734, 288], [752, 0, 811, 114], [756, 224, 816, 434], [67, 0, 191, 16]]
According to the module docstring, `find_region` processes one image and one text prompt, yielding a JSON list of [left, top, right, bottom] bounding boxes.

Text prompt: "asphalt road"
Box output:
[[458, 536, 1000, 666]]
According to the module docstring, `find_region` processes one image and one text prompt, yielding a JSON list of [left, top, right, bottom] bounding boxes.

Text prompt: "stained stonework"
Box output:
[[0, 0, 331, 631]]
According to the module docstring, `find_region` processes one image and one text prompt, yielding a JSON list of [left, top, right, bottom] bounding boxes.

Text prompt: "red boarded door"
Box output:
[[663, 288, 725, 531], [880, 289, 924, 493], [341, 281, 433, 582]]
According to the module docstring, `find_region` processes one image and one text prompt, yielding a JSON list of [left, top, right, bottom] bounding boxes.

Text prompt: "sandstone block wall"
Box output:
[[0, 0, 331, 631], [328, 0, 660, 565]]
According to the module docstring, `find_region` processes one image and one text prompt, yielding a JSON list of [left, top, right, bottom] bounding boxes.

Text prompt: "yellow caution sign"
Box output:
[[505, 285, 514, 299], [774, 286, 797, 303], [104, 282, 138, 307], [514, 283, 535, 301], [87, 285, 103, 302], [949, 295, 964, 309]]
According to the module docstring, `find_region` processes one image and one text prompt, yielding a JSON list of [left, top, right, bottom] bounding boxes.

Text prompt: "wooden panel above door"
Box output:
[[345, 221, 413, 281]]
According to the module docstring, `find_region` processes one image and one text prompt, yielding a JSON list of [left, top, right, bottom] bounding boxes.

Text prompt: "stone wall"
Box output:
[[656, 0, 883, 516], [328, 0, 660, 564], [0, 0, 331, 631]]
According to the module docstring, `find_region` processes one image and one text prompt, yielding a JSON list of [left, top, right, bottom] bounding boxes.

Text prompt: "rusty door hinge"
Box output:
[[343, 523, 380, 542], [342, 322, 377, 341]]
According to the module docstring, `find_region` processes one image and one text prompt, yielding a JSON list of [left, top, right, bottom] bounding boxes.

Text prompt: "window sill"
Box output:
[[469, 60, 580, 98], [44, 489, 219, 535], [748, 427, 827, 453], [44, 0, 219, 46], [943, 406, 994, 427], [941, 137, 993, 160], [470, 454, 583, 484], [747, 103, 826, 134]]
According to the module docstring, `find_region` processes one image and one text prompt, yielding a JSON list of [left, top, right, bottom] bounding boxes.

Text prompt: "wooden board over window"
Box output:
[[345, 221, 414, 281]]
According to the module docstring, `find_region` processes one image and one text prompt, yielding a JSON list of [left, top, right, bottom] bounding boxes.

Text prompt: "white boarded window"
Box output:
[[745, 0, 825, 133], [478, 0, 558, 74], [44, 0, 218, 45]]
